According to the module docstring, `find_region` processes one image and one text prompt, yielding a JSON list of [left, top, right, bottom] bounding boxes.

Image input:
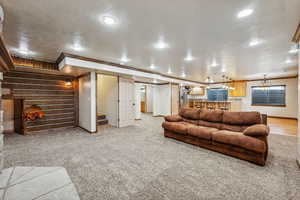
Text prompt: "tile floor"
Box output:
[[0, 167, 80, 200]]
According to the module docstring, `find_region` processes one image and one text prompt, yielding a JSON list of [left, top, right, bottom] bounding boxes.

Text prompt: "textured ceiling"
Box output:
[[1, 0, 299, 82]]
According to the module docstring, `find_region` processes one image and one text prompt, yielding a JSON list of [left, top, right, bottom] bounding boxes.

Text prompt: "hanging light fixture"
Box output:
[[261, 74, 271, 89], [228, 78, 235, 90], [206, 76, 213, 89]]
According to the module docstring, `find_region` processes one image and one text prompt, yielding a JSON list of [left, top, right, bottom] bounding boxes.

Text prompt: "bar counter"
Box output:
[[188, 100, 231, 111]]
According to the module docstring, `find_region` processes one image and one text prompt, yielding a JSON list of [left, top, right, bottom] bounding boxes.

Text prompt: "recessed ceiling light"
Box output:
[[70, 43, 84, 51], [289, 48, 299, 54], [184, 54, 194, 61], [102, 15, 117, 25], [211, 61, 219, 67], [120, 56, 130, 63], [249, 39, 262, 47], [153, 79, 158, 83], [154, 40, 168, 49], [18, 49, 29, 55], [11, 47, 35, 56], [237, 9, 253, 18], [150, 64, 156, 69], [285, 59, 292, 64]]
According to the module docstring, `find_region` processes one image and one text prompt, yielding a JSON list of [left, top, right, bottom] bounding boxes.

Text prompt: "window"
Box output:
[[251, 85, 286, 106], [207, 89, 228, 101]]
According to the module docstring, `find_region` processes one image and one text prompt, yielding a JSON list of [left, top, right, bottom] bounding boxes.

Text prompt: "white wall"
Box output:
[[238, 78, 298, 118], [134, 83, 142, 120], [79, 72, 97, 132], [146, 85, 153, 113], [153, 84, 171, 116], [97, 74, 118, 126]]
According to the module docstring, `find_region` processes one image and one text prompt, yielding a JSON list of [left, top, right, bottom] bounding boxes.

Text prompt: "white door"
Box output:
[[119, 77, 135, 127], [171, 84, 179, 115]]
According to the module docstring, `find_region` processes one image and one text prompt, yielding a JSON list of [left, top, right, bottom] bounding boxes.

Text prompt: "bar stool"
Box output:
[[207, 102, 216, 110], [219, 102, 229, 111]]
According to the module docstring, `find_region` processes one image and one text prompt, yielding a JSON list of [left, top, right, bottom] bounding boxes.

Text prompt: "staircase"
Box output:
[[97, 113, 109, 126]]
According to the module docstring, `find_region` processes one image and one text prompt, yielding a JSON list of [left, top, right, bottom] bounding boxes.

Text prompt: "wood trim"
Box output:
[[251, 104, 286, 107], [78, 126, 97, 134], [13, 56, 58, 70], [0, 35, 14, 72], [292, 22, 300, 43], [268, 116, 297, 120], [211, 75, 298, 84], [153, 115, 165, 117], [134, 80, 167, 85], [57, 52, 206, 85]]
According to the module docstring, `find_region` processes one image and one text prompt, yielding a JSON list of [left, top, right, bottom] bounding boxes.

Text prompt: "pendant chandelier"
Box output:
[[261, 74, 271, 88]]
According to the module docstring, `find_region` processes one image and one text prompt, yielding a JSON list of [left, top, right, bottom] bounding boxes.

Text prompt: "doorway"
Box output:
[[96, 74, 118, 128], [134, 83, 154, 120]]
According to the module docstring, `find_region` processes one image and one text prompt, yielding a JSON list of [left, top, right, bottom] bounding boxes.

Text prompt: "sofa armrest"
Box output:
[[164, 115, 183, 122], [243, 124, 270, 137]]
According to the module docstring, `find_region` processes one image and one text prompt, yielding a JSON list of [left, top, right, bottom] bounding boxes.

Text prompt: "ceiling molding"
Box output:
[[292, 22, 300, 43], [57, 52, 206, 85], [0, 35, 14, 72], [210, 75, 298, 84], [134, 81, 169, 85]]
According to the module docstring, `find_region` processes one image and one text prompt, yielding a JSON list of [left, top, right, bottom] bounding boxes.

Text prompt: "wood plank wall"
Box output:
[[12, 56, 58, 70], [2, 70, 77, 134]]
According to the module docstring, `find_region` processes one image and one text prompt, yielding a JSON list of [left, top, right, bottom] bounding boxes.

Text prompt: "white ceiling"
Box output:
[[1, 0, 299, 82]]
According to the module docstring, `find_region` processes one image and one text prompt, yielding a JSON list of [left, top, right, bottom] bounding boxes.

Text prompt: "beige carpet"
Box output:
[[3, 114, 300, 200]]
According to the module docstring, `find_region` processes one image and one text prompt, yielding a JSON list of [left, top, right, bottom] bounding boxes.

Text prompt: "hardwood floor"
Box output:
[[268, 117, 298, 136]]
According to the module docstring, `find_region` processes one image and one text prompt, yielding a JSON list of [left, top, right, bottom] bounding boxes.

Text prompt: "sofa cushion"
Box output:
[[212, 130, 266, 153], [162, 121, 192, 135], [165, 115, 183, 122], [183, 118, 198, 125], [222, 112, 262, 125], [200, 110, 223, 122], [221, 124, 248, 132], [187, 126, 218, 140], [198, 120, 222, 129], [179, 108, 200, 120], [243, 124, 270, 136]]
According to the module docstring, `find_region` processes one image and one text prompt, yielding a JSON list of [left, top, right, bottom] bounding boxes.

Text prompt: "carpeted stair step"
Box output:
[[97, 119, 108, 126], [97, 113, 106, 120]]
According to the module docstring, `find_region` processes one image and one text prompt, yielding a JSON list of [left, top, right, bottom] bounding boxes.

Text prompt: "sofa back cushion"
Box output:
[[182, 118, 198, 125], [179, 108, 200, 120], [200, 109, 223, 122], [198, 120, 222, 129], [221, 124, 248, 132], [222, 112, 262, 125]]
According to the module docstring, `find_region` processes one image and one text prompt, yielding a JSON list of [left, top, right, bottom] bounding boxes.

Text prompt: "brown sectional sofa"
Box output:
[[162, 108, 269, 166]]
